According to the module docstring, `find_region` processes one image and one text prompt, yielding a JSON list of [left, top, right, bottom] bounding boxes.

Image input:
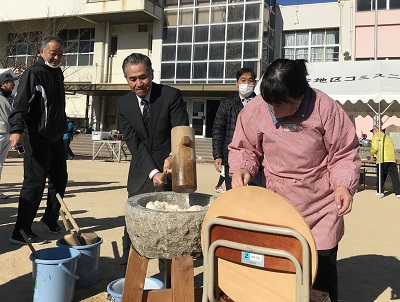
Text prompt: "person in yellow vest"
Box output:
[[370, 125, 400, 197]]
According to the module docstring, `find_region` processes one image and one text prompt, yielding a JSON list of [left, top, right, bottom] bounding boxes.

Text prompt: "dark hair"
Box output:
[[260, 59, 310, 106], [236, 67, 256, 81], [122, 53, 153, 78], [40, 35, 63, 50]]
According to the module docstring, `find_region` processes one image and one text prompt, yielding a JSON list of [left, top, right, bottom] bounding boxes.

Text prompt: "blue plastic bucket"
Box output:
[[30, 247, 80, 302], [57, 237, 103, 288], [107, 277, 164, 302]]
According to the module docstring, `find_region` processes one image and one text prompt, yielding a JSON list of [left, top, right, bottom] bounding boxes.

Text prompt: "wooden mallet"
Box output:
[[56, 193, 98, 245], [59, 208, 81, 246]]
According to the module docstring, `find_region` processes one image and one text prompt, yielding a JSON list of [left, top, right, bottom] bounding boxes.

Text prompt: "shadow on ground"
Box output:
[[0, 253, 126, 302], [0, 178, 126, 257], [338, 254, 400, 301]]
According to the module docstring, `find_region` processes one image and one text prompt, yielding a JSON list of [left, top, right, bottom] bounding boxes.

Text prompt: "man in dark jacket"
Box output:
[[117, 53, 189, 262], [212, 67, 262, 190], [118, 53, 189, 196], [9, 35, 67, 245]]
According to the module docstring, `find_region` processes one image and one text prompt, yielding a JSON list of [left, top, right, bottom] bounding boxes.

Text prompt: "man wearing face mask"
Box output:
[[9, 35, 68, 245], [212, 67, 262, 190]]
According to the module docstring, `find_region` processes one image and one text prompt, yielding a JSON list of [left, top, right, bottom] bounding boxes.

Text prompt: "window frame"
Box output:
[[6, 31, 41, 69], [58, 28, 95, 67], [282, 28, 339, 62]]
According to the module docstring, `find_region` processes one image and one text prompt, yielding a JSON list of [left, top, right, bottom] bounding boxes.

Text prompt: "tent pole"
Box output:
[[368, 101, 386, 197], [380, 101, 395, 115], [378, 102, 382, 196]]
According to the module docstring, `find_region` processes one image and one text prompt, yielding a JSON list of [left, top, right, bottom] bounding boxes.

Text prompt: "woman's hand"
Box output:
[[231, 168, 252, 188], [335, 186, 353, 216]]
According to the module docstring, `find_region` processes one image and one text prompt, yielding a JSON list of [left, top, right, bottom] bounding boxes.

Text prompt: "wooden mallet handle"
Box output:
[[59, 209, 71, 233], [19, 229, 39, 258], [56, 193, 81, 234]]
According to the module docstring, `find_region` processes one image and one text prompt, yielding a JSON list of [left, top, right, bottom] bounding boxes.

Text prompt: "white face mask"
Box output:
[[45, 61, 61, 69], [238, 84, 254, 98]]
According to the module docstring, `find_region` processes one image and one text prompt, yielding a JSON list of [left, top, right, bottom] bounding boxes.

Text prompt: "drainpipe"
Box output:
[[85, 95, 90, 127], [100, 22, 110, 131], [338, 1, 343, 59], [103, 22, 110, 83], [100, 96, 106, 131]]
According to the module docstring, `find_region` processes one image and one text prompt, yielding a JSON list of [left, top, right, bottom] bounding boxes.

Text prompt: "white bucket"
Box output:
[[106, 277, 164, 302]]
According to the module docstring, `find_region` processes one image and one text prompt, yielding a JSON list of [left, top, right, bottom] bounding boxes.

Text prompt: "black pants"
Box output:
[[13, 134, 68, 235], [216, 174, 225, 187], [313, 245, 338, 302], [376, 162, 400, 195], [64, 137, 75, 158]]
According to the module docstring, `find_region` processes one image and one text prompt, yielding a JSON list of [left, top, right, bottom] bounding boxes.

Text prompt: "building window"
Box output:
[[356, 0, 400, 11], [194, 26, 209, 42], [283, 29, 339, 62], [391, 0, 400, 9], [165, 0, 178, 8], [58, 28, 95, 66], [6, 31, 41, 70], [163, 28, 177, 43], [161, 1, 272, 83]]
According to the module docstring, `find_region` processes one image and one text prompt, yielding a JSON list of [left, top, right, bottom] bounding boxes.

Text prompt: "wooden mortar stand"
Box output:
[[121, 247, 203, 302]]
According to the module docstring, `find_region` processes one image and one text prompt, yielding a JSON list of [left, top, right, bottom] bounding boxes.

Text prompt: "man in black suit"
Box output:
[[117, 53, 189, 259]]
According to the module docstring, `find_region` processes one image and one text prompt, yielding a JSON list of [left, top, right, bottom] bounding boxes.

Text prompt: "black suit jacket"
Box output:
[[117, 83, 189, 195]]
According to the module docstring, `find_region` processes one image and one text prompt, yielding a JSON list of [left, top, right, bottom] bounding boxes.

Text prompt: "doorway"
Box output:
[[191, 101, 206, 137], [206, 100, 220, 138]]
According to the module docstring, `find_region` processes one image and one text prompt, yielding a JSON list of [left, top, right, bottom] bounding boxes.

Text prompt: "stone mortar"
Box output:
[[125, 191, 217, 259]]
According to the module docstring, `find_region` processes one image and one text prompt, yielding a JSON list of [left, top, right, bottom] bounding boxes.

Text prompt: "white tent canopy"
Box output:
[[306, 60, 400, 117], [255, 60, 400, 117], [306, 60, 400, 195]]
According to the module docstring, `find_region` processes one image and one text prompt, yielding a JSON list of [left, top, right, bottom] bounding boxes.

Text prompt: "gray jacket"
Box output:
[[0, 91, 13, 134]]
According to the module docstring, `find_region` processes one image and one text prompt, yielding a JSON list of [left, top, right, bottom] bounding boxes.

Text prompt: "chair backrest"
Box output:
[[203, 217, 311, 302], [211, 216, 303, 274], [201, 186, 318, 302]]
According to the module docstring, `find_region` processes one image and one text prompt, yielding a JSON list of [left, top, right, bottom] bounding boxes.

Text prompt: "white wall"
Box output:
[[280, 1, 354, 61], [281, 3, 339, 30], [0, 0, 157, 22], [108, 23, 154, 84]]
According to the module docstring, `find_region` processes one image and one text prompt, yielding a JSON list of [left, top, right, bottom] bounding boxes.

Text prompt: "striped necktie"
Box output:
[[141, 98, 149, 131]]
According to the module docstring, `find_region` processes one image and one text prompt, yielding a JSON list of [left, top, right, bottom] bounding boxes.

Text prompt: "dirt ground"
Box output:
[[1, 156, 400, 301], [0, 156, 217, 301]]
